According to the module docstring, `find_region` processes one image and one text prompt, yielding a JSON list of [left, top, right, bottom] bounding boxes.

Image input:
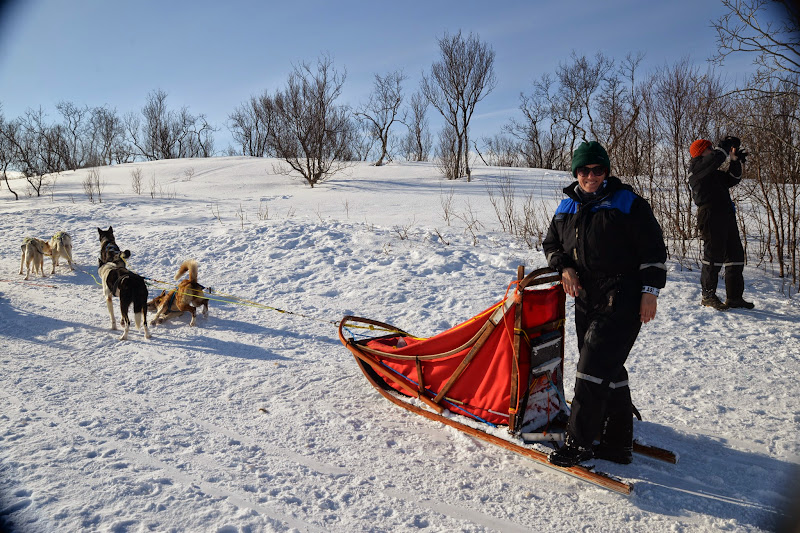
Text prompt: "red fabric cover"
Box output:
[[364, 286, 564, 424]]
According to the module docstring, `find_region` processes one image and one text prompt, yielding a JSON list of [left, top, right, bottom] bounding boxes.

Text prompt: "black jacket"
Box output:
[[543, 176, 667, 290], [688, 147, 742, 212]]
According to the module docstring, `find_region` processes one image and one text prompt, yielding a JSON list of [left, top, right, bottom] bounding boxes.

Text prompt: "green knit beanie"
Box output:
[[571, 141, 610, 177]]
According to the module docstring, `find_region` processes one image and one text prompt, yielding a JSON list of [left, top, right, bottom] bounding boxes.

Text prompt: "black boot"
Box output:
[[593, 443, 633, 464], [594, 411, 633, 464], [549, 434, 593, 467], [725, 297, 754, 309]]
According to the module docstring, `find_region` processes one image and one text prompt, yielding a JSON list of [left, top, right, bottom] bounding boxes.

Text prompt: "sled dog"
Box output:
[[99, 256, 150, 341], [148, 259, 209, 327], [19, 237, 51, 280], [97, 226, 131, 267], [47, 231, 75, 274]]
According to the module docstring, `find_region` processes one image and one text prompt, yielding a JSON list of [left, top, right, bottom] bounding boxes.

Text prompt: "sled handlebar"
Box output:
[[518, 267, 561, 290]]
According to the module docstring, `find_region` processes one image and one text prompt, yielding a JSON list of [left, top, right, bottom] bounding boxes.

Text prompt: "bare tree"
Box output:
[[349, 119, 377, 161], [506, 82, 550, 169], [89, 105, 131, 165], [596, 52, 644, 173], [139, 89, 175, 159], [229, 91, 276, 157], [421, 30, 496, 180], [713, 0, 800, 99], [401, 91, 432, 161], [507, 54, 625, 173], [481, 133, 521, 167], [82, 167, 104, 203], [1, 108, 67, 195], [127, 89, 215, 160], [270, 54, 353, 188], [552, 51, 615, 149], [354, 70, 407, 166], [712, 0, 800, 158], [55, 101, 90, 169], [434, 123, 460, 180], [0, 108, 20, 199], [506, 73, 572, 170], [177, 108, 216, 158], [628, 71, 662, 199]]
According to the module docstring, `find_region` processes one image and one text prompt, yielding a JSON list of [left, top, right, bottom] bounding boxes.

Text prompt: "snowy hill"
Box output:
[[1, 157, 798, 532]]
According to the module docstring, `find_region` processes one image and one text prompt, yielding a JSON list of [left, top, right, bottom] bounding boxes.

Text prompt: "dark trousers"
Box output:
[[567, 277, 641, 449], [698, 207, 745, 299]]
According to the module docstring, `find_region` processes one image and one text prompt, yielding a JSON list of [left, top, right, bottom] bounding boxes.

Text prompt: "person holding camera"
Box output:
[[688, 136, 753, 310]]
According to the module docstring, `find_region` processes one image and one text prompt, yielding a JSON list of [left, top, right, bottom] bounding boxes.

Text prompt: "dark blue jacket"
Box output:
[[543, 176, 667, 290]]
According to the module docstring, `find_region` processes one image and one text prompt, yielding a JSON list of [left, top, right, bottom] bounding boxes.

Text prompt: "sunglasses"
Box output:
[[576, 166, 606, 177]]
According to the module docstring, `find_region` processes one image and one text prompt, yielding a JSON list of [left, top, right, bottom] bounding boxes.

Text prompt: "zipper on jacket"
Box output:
[[574, 227, 579, 261]]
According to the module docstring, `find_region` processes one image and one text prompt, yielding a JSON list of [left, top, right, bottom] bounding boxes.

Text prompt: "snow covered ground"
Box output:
[[1, 157, 798, 532]]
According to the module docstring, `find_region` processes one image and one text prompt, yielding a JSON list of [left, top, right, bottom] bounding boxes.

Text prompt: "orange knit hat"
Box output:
[[690, 139, 712, 158]]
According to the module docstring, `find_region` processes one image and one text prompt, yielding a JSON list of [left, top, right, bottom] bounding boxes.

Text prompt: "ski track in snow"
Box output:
[[1, 158, 798, 532]]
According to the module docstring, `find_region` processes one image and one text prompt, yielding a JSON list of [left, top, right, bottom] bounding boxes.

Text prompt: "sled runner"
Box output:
[[338, 267, 637, 494]]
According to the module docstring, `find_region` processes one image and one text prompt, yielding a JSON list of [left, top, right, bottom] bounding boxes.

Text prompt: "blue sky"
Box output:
[[0, 0, 757, 153]]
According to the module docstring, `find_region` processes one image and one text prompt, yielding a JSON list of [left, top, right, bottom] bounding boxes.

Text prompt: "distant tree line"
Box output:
[[0, 1, 797, 290], [0, 91, 216, 198]]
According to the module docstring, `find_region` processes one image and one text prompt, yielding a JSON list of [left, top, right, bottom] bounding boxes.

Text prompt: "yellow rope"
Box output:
[[146, 277, 406, 332], [82, 265, 414, 334]]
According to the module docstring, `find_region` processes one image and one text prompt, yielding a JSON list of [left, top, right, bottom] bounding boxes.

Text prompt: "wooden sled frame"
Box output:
[[338, 267, 634, 494], [340, 267, 564, 428]]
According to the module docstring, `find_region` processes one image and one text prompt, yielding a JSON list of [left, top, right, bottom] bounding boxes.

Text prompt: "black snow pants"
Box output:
[[567, 275, 642, 449], [698, 205, 745, 300]]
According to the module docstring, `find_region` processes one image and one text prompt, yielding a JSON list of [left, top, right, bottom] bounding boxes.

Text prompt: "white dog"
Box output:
[[19, 237, 51, 280], [47, 231, 75, 274]]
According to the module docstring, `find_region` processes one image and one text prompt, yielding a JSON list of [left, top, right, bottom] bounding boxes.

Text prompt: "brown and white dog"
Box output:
[[19, 237, 51, 280], [148, 259, 209, 327], [47, 231, 75, 274]]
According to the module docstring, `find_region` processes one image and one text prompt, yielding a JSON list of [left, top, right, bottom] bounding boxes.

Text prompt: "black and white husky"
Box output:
[[98, 257, 150, 341], [97, 226, 131, 266]]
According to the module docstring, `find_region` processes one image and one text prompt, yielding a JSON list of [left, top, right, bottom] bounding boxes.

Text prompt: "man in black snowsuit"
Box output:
[[688, 137, 753, 310], [543, 141, 667, 467]]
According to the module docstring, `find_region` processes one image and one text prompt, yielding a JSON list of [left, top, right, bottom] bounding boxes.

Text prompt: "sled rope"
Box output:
[[0, 278, 59, 288], [89, 255, 342, 329], [78, 266, 103, 286], [146, 276, 401, 333], [341, 324, 411, 338], [44, 259, 493, 335], [143, 275, 341, 327], [75, 261, 399, 333]]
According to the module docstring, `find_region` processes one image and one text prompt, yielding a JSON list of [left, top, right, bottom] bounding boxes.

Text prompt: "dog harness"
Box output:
[[164, 289, 178, 311], [22, 237, 44, 253], [109, 273, 129, 295], [162, 283, 208, 312], [103, 242, 120, 257]]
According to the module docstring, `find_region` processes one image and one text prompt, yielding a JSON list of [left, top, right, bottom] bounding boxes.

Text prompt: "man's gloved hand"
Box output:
[[719, 136, 741, 152], [735, 147, 748, 164]]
